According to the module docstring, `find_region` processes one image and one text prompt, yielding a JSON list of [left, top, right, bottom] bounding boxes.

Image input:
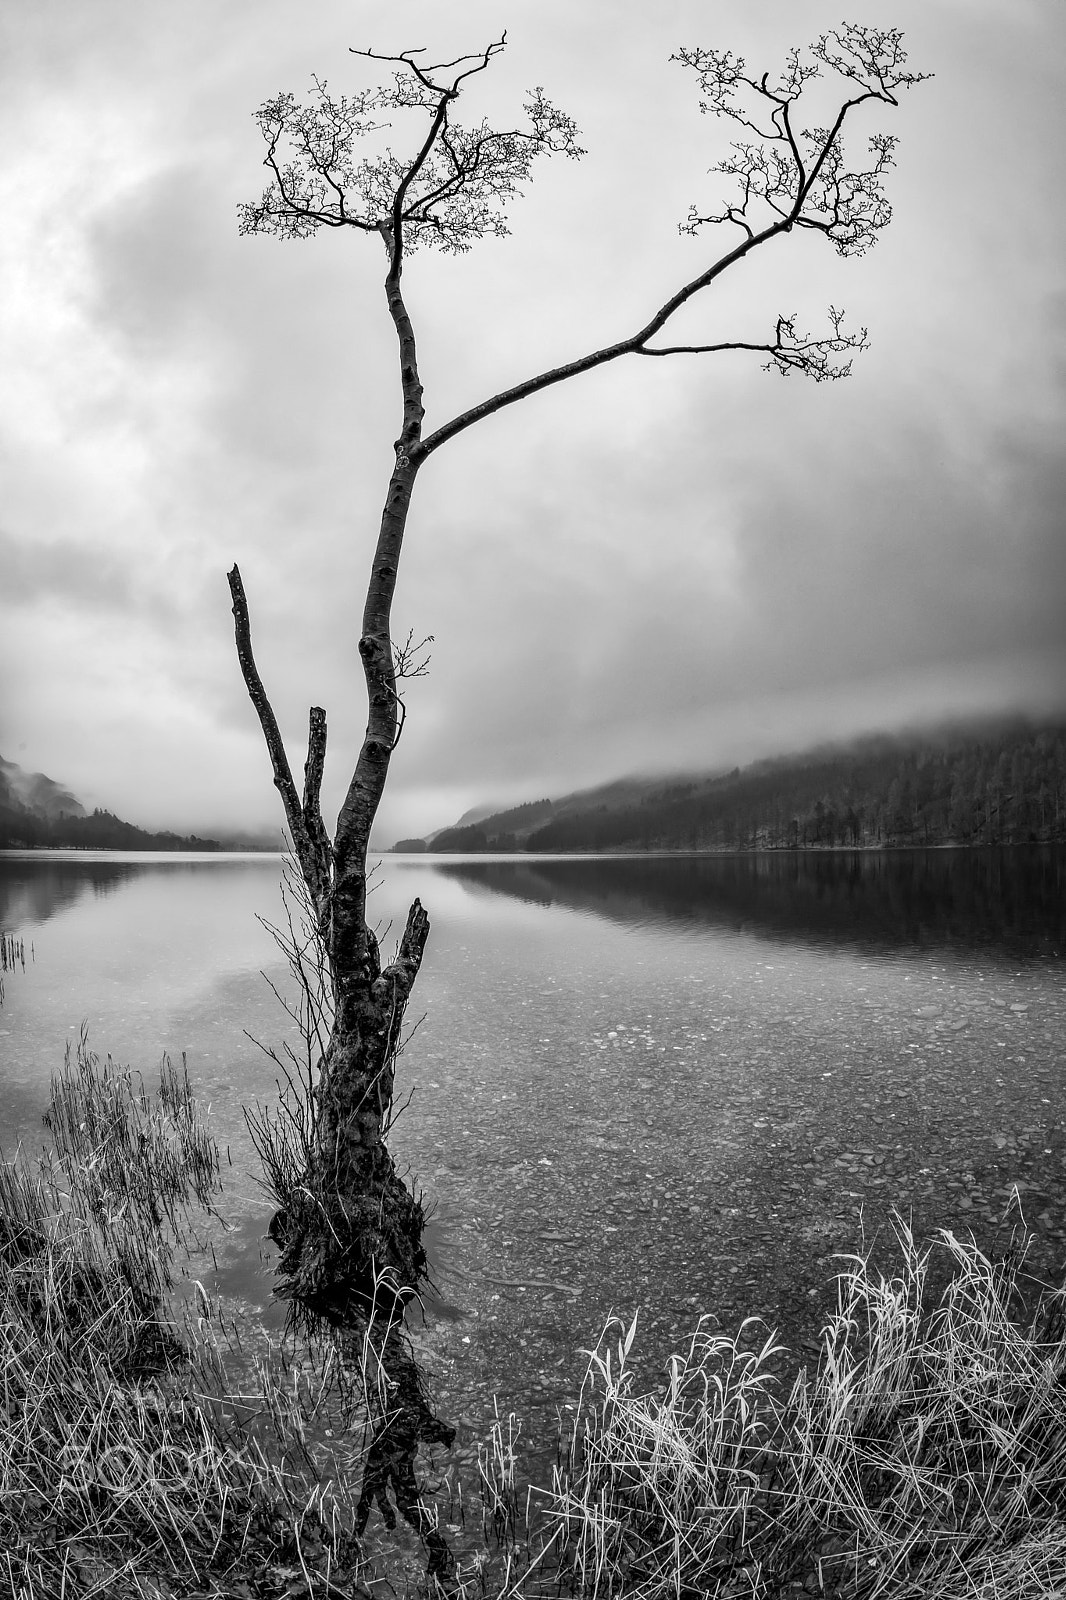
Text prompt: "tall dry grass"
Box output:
[[523, 1220, 1066, 1599], [6, 1015, 1065, 1597], [4, 1037, 1064, 1597], [0, 1034, 373, 1599]]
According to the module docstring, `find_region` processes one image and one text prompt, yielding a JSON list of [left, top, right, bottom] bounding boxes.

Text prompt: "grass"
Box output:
[[3, 1034, 1065, 1597], [0, 932, 28, 1007], [482, 1219, 1066, 1599], [0, 1034, 376, 1599]]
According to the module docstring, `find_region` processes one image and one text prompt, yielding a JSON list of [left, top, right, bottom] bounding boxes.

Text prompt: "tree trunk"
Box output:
[[276, 893, 431, 1323], [230, 455, 433, 1324]]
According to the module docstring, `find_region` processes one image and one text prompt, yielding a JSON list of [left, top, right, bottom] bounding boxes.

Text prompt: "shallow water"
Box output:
[[1, 847, 1064, 1483]]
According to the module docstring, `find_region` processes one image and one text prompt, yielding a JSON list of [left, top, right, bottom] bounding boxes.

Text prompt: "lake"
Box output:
[[1, 846, 1064, 1468]]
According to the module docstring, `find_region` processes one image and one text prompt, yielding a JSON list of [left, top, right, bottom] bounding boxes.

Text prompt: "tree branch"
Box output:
[[416, 223, 780, 459], [228, 565, 304, 836], [415, 35, 923, 458], [228, 565, 332, 926], [637, 307, 866, 380], [302, 705, 327, 818], [374, 898, 430, 1007], [301, 706, 333, 921]]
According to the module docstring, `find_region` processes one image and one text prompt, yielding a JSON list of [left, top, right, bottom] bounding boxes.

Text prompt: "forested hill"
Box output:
[[0, 805, 225, 852], [415, 723, 1066, 853], [0, 753, 223, 851]]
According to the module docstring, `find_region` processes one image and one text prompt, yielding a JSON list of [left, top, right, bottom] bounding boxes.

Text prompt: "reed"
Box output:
[[523, 1219, 1066, 1599], [242, 855, 337, 1286], [0, 932, 27, 972], [0, 1033, 372, 1599], [7, 1030, 1065, 1596], [4, 1030, 1056, 1593], [0, 931, 29, 1006]]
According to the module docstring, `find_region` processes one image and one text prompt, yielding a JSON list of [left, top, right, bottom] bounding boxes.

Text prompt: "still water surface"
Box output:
[[1, 847, 1064, 1450]]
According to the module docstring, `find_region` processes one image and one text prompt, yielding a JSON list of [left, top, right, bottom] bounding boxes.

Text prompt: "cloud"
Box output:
[[84, 164, 227, 356], [0, 525, 139, 612], [2, 0, 1065, 844]]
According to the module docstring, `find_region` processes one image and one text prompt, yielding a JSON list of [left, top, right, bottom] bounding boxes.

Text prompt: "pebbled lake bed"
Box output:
[[1, 846, 1063, 1495]]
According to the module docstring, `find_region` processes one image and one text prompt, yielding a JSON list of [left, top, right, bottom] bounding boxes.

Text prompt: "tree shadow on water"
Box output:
[[354, 1318, 457, 1582], [268, 1211, 460, 1587]]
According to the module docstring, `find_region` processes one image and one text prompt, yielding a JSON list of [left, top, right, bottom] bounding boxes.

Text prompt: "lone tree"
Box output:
[[233, 26, 925, 1320]]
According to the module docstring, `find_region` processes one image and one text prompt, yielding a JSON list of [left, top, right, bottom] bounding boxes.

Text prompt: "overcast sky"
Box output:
[[2, 0, 1064, 844]]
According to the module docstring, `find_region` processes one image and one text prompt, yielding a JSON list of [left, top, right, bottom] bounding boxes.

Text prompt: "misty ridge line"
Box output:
[[3, 718, 1065, 858], [396, 719, 1066, 855], [0, 753, 274, 853]]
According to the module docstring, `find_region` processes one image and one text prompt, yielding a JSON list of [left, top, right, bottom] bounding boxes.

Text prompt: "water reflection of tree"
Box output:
[[263, 1275, 459, 1577], [353, 1320, 456, 1579]]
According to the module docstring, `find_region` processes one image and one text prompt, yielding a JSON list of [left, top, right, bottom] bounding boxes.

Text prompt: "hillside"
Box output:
[[397, 720, 1066, 853], [0, 754, 86, 821], [0, 754, 224, 851]]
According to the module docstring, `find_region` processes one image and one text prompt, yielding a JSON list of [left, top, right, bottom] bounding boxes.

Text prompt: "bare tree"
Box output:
[[232, 27, 926, 1320]]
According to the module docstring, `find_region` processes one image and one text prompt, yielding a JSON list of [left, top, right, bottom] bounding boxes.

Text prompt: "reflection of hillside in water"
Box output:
[[0, 859, 141, 930], [0, 856, 284, 934], [437, 848, 1066, 960]]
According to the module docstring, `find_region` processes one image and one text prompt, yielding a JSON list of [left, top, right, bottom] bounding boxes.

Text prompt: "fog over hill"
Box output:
[[0, 754, 85, 822], [396, 720, 1066, 853], [7, 718, 1064, 856], [0, 754, 274, 851]]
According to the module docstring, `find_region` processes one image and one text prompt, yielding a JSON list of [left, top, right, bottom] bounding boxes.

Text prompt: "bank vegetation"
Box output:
[[1, 1037, 1064, 1597]]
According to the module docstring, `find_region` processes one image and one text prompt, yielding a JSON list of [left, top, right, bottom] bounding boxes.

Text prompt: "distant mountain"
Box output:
[[394, 719, 1066, 853], [428, 797, 557, 852], [443, 801, 506, 831], [394, 777, 715, 853], [0, 753, 244, 852], [0, 754, 86, 822]]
